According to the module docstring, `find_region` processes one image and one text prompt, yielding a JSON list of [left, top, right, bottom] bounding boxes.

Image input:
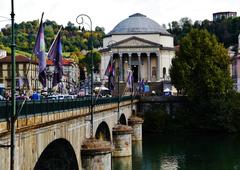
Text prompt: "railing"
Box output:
[[0, 95, 136, 122]]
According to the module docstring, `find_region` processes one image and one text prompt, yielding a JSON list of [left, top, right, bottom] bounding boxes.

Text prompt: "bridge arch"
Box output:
[[34, 138, 78, 170], [119, 113, 127, 125], [95, 121, 111, 141]]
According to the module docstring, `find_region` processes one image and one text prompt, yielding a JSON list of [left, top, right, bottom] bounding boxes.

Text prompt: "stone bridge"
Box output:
[[0, 97, 138, 170]]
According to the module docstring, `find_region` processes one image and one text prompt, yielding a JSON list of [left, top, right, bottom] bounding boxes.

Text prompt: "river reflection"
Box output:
[[112, 134, 240, 170], [112, 156, 132, 170]]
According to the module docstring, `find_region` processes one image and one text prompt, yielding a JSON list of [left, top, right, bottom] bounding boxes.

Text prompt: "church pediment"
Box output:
[[112, 36, 162, 48]]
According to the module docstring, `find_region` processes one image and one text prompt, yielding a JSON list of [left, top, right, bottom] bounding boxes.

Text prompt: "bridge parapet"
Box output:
[[140, 96, 187, 103], [0, 96, 140, 170], [0, 97, 138, 136]]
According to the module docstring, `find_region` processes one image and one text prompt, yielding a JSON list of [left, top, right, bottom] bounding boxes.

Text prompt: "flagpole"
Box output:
[[10, 0, 16, 169], [48, 26, 63, 53], [33, 12, 47, 91], [33, 12, 44, 91]]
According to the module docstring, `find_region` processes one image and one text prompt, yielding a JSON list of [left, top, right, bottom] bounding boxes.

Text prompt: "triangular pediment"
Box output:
[[112, 36, 162, 48]]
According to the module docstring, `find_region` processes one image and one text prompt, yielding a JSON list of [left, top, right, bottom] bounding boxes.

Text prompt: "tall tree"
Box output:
[[170, 29, 233, 100]]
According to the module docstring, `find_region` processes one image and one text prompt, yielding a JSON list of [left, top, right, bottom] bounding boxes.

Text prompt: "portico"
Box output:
[[110, 49, 160, 82]]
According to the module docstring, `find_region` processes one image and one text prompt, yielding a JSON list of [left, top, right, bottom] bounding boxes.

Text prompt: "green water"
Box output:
[[112, 134, 240, 170]]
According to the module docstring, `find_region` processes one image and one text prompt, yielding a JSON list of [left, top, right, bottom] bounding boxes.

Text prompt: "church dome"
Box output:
[[108, 13, 170, 35]]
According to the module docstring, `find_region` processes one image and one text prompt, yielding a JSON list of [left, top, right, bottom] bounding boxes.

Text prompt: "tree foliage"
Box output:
[[0, 19, 105, 74], [168, 16, 240, 48], [0, 19, 105, 55], [170, 29, 233, 100], [170, 29, 240, 132]]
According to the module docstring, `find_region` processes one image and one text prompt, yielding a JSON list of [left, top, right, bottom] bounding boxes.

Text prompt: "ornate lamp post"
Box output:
[[76, 14, 94, 137], [0, 9, 16, 170], [76, 15, 112, 170]]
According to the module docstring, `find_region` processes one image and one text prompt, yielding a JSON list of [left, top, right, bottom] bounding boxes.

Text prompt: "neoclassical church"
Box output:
[[100, 13, 175, 83]]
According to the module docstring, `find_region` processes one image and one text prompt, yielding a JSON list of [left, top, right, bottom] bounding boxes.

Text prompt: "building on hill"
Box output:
[[230, 34, 240, 91], [100, 13, 175, 90], [0, 55, 40, 92], [213, 11, 237, 21]]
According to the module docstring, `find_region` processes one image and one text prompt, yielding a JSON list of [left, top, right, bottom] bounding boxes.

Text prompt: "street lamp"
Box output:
[[76, 14, 94, 137], [0, 9, 16, 170], [10, 0, 16, 169]]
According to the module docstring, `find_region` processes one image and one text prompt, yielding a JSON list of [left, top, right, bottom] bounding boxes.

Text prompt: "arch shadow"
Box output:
[[34, 138, 78, 170], [119, 113, 127, 125], [95, 121, 111, 141]]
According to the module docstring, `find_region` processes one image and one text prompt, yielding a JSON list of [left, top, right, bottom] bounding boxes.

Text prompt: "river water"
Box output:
[[112, 134, 240, 170]]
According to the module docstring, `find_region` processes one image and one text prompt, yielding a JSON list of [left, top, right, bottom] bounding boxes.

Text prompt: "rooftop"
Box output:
[[108, 13, 170, 35]]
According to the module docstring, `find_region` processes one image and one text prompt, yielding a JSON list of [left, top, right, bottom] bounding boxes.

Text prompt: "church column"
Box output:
[[138, 53, 142, 82], [157, 52, 161, 81], [119, 53, 123, 82], [128, 53, 132, 69], [147, 52, 151, 82]]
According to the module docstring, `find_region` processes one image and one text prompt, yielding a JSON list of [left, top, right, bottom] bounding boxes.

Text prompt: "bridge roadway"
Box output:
[[0, 96, 138, 170]]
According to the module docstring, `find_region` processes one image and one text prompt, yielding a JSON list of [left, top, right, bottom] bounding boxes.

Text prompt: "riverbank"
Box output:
[[140, 92, 240, 134]]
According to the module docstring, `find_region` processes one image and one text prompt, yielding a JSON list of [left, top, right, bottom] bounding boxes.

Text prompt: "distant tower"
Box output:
[[213, 11, 237, 21]]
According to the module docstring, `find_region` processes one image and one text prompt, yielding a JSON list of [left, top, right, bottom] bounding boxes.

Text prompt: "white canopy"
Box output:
[[163, 88, 171, 92], [94, 86, 109, 91]]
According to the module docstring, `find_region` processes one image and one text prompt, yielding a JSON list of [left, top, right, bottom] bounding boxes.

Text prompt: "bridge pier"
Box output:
[[128, 116, 144, 141], [112, 124, 133, 157], [81, 138, 112, 170]]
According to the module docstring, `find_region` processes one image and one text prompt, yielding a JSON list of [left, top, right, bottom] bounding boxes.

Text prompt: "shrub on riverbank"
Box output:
[[142, 93, 240, 133], [172, 92, 240, 133]]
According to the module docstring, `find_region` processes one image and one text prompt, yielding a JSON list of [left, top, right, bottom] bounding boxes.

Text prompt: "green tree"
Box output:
[[82, 50, 101, 73], [170, 29, 233, 100]]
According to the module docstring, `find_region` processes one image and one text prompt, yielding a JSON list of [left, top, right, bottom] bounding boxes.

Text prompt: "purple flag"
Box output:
[[33, 13, 46, 87], [126, 69, 133, 89], [108, 61, 115, 91], [104, 59, 112, 76], [47, 29, 63, 87], [138, 79, 145, 93], [104, 58, 115, 91]]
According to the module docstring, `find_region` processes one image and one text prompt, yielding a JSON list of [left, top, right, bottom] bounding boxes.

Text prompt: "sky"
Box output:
[[0, 0, 240, 33]]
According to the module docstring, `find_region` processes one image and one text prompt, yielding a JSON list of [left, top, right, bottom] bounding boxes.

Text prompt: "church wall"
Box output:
[[160, 51, 174, 78], [159, 36, 174, 48]]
